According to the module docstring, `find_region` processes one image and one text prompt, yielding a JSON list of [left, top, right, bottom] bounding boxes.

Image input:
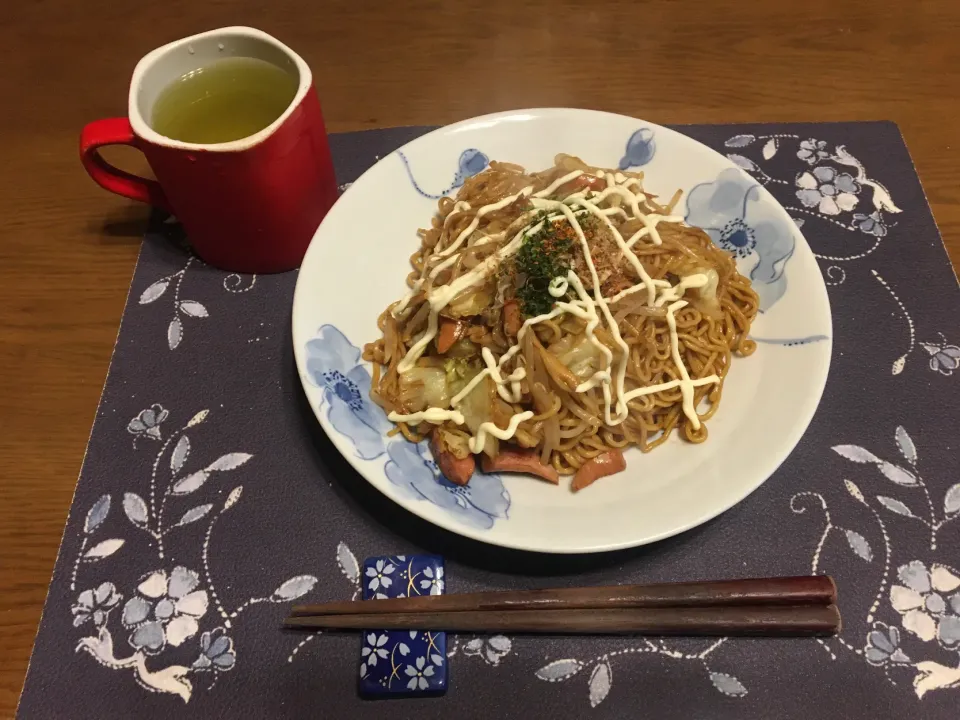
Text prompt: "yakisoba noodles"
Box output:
[[362, 155, 759, 492]]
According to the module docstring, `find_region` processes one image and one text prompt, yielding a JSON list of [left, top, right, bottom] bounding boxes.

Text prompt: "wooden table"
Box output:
[[1, 0, 958, 713]]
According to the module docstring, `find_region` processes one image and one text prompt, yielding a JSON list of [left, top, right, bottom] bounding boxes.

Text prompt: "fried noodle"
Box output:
[[362, 154, 759, 486]]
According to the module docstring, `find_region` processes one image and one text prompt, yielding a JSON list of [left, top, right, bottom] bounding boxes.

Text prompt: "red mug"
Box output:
[[80, 27, 338, 273]]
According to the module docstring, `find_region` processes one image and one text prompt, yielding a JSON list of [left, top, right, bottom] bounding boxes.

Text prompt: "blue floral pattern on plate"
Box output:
[[304, 325, 510, 529], [385, 440, 509, 530], [619, 128, 656, 170], [304, 131, 837, 533], [399, 148, 490, 199], [304, 325, 393, 461], [359, 554, 447, 697], [685, 168, 797, 311]]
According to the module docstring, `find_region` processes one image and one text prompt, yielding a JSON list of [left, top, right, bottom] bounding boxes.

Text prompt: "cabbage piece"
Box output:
[[694, 268, 720, 314], [398, 367, 450, 412], [549, 334, 604, 381], [444, 356, 483, 397], [458, 375, 498, 457], [434, 427, 472, 460], [445, 283, 494, 318]]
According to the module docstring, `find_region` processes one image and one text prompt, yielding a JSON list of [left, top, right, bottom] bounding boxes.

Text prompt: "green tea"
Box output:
[[152, 57, 298, 144]]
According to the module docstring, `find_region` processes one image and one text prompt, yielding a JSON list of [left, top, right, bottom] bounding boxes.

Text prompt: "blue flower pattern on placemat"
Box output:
[[398, 148, 489, 199], [796, 165, 861, 216], [721, 133, 954, 376], [784, 427, 960, 699], [33, 124, 958, 716], [685, 167, 796, 311], [70, 405, 318, 702]]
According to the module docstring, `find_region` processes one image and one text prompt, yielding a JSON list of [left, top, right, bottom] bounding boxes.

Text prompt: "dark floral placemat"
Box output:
[[17, 122, 960, 719]]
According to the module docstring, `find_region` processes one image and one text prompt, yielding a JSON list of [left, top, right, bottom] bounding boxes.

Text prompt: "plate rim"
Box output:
[[292, 107, 833, 554]]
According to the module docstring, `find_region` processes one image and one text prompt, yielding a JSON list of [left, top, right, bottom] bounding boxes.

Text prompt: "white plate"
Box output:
[[292, 108, 831, 554]]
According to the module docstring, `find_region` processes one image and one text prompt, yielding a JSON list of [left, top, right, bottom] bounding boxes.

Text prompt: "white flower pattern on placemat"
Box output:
[[459, 635, 512, 665], [890, 562, 960, 645], [721, 133, 901, 286], [790, 426, 960, 699], [721, 132, 953, 380], [795, 166, 861, 215], [533, 637, 742, 708], [870, 270, 957, 377], [138, 229, 257, 351], [71, 582, 122, 628], [51, 127, 958, 714], [540, 423, 958, 709], [71, 405, 317, 703], [121, 566, 209, 654]]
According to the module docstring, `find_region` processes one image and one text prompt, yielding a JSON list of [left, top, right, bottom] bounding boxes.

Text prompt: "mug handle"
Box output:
[[79, 118, 172, 212]]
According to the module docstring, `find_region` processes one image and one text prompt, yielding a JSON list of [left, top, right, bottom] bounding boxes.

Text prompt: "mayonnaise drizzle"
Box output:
[[387, 168, 718, 452], [468, 411, 535, 454], [450, 347, 526, 406], [443, 201, 471, 227], [392, 278, 423, 317], [606, 279, 671, 306], [436, 187, 533, 260], [388, 407, 465, 426], [665, 300, 707, 429], [391, 201, 475, 317], [654, 273, 708, 307], [532, 169, 583, 198], [396, 215, 540, 373], [624, 214, 684, 248], [548, 276, 569, 297], [428, 253, 460, 281]]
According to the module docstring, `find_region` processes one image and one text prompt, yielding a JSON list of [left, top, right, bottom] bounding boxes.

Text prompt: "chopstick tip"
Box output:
[[824, 575, 838, 604]]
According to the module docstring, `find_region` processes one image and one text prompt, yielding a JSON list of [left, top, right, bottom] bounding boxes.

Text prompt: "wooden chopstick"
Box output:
[[284, 604, 841, 636], [290, 576, 836, 618]]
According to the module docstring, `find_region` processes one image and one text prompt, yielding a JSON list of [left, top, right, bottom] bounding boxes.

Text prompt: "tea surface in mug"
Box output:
[[152, 57, 297, 143]]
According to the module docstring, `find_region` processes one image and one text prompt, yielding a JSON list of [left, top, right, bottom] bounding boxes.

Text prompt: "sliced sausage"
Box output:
[[480, 448, 560, 485], [430, 432, 475, 486], [571, 450, 626, 492], [436, 317, 467, 354], [503, 299, 522, 338], [567, 174, 605, 192]]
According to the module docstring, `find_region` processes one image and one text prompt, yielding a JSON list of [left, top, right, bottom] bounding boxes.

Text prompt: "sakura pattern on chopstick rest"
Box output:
[[359, 554, 448, 698]]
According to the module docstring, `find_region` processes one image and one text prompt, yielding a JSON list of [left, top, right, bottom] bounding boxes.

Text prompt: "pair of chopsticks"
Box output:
[[284, 576, 840, 637]]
